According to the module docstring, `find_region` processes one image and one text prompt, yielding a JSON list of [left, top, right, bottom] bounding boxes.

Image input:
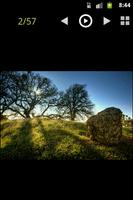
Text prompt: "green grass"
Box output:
[[0, 118, 133, 160]]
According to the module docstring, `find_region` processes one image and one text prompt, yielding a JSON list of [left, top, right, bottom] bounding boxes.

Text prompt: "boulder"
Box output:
[[87, 107, 122, 145]]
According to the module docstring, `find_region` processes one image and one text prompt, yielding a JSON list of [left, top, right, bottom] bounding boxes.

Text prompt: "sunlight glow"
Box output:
[[35, 89, 42, 95]]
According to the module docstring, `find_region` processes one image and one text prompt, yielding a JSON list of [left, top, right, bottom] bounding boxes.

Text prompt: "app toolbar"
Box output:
[[14, 1, 132, 32]]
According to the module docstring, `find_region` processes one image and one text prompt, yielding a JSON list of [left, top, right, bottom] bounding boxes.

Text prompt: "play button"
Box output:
[[103, 17, 111, 25], [79, 14, 93, 28], [84, 18, 88, 24]]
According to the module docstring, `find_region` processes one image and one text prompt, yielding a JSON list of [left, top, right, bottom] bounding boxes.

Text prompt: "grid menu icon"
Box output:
[[120, 16, 130, 26]]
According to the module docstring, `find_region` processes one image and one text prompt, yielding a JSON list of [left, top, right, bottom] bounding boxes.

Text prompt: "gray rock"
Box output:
[[87, 107, 122, 145]]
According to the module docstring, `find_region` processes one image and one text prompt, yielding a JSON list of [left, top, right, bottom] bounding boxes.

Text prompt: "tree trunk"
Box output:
[[71, 114, 75, 121], [71, 118, 75, 121], [25, 114, 31, 118], [24, 110, 31, 118]]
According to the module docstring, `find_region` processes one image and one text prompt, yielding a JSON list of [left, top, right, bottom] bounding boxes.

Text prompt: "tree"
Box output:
[[57, 84, 94, 121], [1, 71, 58, 119], [0, 71, 18, 117]]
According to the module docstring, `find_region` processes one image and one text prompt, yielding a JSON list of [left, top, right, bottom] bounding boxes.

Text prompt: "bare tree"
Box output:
[[1, 71, 58, 119], [0, 71, 18, 116], [57, 84, 94, 121]]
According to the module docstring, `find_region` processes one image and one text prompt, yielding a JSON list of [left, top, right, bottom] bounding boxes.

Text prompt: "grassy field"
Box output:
[[0, 118, 133, 160]]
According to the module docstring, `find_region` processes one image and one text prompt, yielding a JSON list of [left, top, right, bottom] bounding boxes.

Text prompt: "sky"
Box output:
[[35, 71, 132, 118]]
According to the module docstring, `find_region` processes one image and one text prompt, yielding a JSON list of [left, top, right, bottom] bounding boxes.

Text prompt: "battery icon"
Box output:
[[107, 2, 113, 9]]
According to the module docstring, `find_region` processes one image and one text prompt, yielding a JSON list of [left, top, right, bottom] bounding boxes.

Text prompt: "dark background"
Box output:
[[0, 0, 132, 70]]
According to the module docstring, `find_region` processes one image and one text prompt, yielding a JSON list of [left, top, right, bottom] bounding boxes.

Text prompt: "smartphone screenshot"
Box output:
[[0, 0, 133, 160]]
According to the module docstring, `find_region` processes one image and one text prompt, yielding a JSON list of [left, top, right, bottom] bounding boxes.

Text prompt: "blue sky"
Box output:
[[35, 71, 132, 118]]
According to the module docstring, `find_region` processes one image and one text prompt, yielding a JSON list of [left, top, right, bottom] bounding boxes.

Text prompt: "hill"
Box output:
[[0, 118, 133, 160]]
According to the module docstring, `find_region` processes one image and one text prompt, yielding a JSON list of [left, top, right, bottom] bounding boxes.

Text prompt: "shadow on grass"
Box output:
[[113, 136, 133, 160], [0, 119, 36, 160], [0, 120, 12, 133], [37, 118, 105, 160]]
